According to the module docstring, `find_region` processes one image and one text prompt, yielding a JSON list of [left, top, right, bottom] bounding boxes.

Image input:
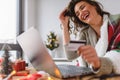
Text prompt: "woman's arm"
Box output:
[[59, 9, 79, 60], [59, 8, 70, 45], [104, 51, 120, 74]]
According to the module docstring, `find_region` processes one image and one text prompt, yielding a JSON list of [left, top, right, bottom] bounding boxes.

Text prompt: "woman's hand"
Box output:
[[59, 8, 69, 30], [78, 45, 101, 69]]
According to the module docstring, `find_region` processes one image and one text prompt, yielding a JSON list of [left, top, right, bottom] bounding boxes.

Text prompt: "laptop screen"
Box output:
[[17, 27, 62, 78]]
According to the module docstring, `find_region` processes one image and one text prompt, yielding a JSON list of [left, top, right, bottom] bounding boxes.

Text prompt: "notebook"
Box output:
[[16, 27, 93, 78]]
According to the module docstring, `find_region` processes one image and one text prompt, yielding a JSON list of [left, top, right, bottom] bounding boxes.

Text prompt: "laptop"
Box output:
[[16, 27, 93, 79]]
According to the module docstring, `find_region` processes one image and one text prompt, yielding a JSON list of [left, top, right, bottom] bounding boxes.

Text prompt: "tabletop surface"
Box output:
[[10, 65, 120, 80]]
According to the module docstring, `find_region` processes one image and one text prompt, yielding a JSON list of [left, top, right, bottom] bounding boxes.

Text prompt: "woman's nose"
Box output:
[[78, 11, 83, 20]]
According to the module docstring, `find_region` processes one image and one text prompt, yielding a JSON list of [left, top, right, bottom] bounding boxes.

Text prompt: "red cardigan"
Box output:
[[107, 21, 120, 52]]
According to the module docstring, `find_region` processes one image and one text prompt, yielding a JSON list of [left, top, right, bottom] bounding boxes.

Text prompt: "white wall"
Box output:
[[24, 0, 120, 58], [97, 0, 120, 14], [36, 0, 70, 58]]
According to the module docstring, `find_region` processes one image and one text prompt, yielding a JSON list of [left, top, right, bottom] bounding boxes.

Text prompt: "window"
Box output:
[[0, 0, 18, 43], [0, 0, 22, 60]]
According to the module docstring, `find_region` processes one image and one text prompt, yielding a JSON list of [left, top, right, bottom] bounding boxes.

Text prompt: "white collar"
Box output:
[[95, 15, 109, 56]]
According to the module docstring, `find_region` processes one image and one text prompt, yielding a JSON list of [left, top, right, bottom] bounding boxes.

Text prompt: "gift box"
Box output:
[[13, 60, 26, 72]]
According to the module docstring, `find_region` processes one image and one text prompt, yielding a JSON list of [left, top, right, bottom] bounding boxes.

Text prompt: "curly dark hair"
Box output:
[[65, 0, 110, 33]]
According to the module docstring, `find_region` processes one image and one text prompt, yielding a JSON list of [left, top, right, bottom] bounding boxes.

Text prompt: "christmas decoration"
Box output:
[[76, 60, 80, 67], [12, 59, 26, 72], [13, 70, 29, 76], [20, 73, 42, 80], [20, 71, 50, 80], [45, 31, 59, 51], [0, 43, 13, 76]]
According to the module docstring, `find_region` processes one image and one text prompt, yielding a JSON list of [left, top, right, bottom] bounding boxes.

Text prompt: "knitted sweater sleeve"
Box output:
[[92, 50, 120, 76]]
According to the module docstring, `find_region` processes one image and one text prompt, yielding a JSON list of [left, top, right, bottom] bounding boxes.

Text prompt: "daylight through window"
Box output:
[[0, 0, 17, 43]]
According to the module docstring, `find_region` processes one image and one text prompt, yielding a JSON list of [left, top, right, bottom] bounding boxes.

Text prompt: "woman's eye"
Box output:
[[80, 5, 85, 10]]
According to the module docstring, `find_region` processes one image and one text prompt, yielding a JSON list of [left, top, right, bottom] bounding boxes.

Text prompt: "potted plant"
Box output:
[[45, 31, 59, 57]]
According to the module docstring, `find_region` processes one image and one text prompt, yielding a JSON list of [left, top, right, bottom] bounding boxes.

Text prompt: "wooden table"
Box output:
[[12, 73, 120, 80], [11, 67, 120, 80], [50, 75, 120, 80]]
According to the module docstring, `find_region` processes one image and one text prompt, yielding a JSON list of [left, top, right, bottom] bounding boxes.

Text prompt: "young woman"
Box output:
[[59, 0, 120, 76]]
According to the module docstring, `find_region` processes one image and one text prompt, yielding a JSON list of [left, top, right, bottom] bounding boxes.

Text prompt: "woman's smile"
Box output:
[[81, 11, 90, 20]]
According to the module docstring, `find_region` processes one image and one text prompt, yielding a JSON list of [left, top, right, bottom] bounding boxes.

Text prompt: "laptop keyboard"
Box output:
[[57, 64, 93, 78]]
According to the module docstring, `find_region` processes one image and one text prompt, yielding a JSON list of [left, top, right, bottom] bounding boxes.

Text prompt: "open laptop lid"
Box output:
[[17, 27, 62, 78]]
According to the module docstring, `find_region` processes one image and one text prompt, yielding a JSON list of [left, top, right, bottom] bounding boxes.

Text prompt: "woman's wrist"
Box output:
[[62, 26, 70, 45], [94, 59, 101, 70], [93, 66, 100, 71], [60, 24, 69, 31]]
